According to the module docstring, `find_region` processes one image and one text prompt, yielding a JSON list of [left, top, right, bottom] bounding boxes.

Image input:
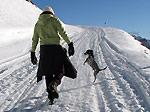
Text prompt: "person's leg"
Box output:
[[45, 75, 55, 104], [54, 73, 64, 85], [45, 75, 53, 92], [48, 73, 64, 98]]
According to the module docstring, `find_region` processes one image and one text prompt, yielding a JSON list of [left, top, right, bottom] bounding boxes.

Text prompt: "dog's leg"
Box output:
[[93, 67, 107, 83], [93, 70, 99, 83], [83, 58, 88, 65], [93, 72, 97, 83]]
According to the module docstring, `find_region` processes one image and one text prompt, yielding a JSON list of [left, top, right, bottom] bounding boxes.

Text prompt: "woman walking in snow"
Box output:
[[31, 6, 75, 104]]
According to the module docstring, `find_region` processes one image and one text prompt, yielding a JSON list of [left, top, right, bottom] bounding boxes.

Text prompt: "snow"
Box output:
[[0, 0, 41, 29], [0, 0, 150, 112]]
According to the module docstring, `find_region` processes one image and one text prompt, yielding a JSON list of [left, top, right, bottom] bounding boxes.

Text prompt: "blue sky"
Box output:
[[31, 0, 150, 39]]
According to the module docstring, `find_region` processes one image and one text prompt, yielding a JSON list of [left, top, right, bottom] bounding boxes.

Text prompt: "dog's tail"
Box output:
[[100, 66, 107, 71]]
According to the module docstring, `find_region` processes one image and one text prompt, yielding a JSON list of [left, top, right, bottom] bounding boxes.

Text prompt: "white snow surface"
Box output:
[[1, 0, 150, 112], [0, 0, 41, 29]]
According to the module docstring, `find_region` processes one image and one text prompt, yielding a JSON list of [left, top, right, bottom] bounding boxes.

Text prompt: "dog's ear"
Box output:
[[84, 49, 93, 55], [87, 50, 93, 54], [90, 50, 93, 54]]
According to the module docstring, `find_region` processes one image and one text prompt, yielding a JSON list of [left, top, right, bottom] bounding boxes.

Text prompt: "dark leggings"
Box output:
[[45, 73, 63, 92]]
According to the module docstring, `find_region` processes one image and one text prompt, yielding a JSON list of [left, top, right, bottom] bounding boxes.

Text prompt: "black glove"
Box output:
[[31, 52, 37, 65], [68, 42, 74, 56]]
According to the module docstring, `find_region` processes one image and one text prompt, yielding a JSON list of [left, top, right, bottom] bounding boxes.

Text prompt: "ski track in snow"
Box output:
[[0, 26, 150, 112]]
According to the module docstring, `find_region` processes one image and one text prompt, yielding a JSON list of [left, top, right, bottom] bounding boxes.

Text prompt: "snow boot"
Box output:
[[49, 100, 54, 105], [48, 93, 54, 105]]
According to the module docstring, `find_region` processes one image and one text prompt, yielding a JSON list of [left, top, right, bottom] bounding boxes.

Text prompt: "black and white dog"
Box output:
[[83, 49, 107, 82]]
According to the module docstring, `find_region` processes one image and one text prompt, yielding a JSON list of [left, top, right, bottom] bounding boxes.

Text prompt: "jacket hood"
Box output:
[[43, 6, 55, 15], [37, 14, 53, 25]]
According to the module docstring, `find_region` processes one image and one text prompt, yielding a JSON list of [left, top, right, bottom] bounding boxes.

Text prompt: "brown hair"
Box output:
[[41, 11, 54, 15]]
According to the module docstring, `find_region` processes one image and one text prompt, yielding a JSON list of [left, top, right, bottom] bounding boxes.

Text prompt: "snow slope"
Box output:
[[1, 25, 150, 112], [0, 0, 41, 28], [0, 0, 41, 64], [1, 0, 150, 112]]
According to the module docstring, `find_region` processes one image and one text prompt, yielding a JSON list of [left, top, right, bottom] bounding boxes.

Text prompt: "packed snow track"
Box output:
[[0, 26, 150, 112]]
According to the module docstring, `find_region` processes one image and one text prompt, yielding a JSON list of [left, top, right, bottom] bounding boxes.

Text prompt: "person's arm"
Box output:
[[55, 18, 75, 56], [55, 18, 71, 44], [31, 24, 38, 65], [32, 24, 39, 52]]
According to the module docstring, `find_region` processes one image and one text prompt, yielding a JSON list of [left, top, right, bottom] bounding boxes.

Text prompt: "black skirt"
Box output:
[[37, 45, 66, 77], [37, 44, 77, 79]]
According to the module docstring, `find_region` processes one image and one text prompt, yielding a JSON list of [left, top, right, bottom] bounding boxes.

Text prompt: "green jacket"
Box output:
[[32, 14, 71, 52]]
